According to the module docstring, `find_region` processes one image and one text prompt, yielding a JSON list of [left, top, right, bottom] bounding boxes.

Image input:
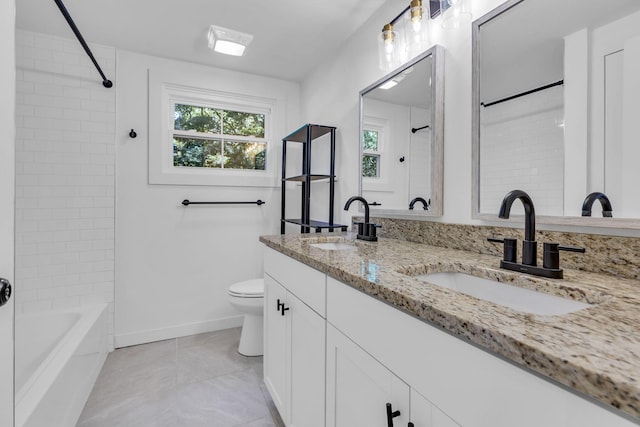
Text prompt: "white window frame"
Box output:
[[149, 76, 279, 187], [362, 116, 392, 192]]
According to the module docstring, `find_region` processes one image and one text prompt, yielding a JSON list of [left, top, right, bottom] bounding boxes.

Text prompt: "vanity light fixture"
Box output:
[[378, 0, 433, 71], [207, 25, 253, 56], [440, 0, 472, 29]]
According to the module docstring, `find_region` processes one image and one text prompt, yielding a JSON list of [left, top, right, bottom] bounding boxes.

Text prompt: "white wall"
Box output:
[[480, 86, 564, 216], [14, 30, 115, 345], [302, 0, 506, 226], [300, 0, 640, 237], [362, 98, 410, 209], [115, 51, 300, 347]]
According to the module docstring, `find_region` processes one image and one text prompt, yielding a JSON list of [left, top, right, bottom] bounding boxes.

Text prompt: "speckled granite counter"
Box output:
[[260, 232, 640, 422]]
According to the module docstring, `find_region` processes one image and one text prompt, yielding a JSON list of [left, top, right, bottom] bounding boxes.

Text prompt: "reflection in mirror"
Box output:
[[359, 45, 444, 216], [473, 0, 640, 225]]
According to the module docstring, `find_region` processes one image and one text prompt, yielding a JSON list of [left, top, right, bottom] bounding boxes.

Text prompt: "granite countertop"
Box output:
[[259, 232, 640, 422]]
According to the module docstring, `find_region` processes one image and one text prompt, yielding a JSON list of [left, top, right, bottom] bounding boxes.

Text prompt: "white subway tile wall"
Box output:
[[15, 30, 116, 347], [479, 86, 564, 216]]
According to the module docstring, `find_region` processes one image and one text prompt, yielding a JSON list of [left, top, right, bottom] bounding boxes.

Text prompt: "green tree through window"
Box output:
[[362, 129, 380, 178], [172, 103, 266, 170]]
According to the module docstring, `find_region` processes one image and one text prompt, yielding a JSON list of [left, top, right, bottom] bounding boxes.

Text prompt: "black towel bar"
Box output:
[[182, 199, 265, 206]]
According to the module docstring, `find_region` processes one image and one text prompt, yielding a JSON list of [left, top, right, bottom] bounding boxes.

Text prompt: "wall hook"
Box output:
[[129, 129, 137, 138], [399, 156, 405, 163]]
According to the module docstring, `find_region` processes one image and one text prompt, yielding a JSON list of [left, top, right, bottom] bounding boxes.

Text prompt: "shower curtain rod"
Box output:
[[53, 0, 113, 88], [481, 79, 563, 108]]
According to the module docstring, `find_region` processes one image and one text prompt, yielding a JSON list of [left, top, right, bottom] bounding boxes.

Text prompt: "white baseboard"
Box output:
[[114, 315, 244, 348]]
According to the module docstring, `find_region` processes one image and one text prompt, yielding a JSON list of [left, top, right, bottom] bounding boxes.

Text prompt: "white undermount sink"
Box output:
[[415, 272, 591, 316], [309, 242, 356, 251]]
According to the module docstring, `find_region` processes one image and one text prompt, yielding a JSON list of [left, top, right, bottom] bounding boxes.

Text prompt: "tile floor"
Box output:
[[76, 328, 285, 427]]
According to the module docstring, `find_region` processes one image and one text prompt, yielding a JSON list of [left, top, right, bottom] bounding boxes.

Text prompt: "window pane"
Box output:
[[362, 154, 379, 177], [223, 140, 267, 170], [363, 130, 378, 151], [222, 110, 266, 138], [173, 137, 222, 168], [174, 104, 221, 134]]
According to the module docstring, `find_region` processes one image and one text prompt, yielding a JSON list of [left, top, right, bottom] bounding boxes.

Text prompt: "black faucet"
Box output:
[[344, 196, 380, 242], [490, 189, 584, 279], [581, 192, 613, 217], [498, 189, 537, 265], [409, 197, 430, 210]]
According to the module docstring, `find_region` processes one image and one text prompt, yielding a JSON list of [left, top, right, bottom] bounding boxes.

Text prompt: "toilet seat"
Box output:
[[228, 278, 264, 298]]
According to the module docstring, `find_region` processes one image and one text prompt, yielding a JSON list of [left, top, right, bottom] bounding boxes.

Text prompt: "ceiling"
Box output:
[[16, 0, 388, 82]]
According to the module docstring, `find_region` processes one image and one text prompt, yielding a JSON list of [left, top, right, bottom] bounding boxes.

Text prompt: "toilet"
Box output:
[[228, 278, 264, 356]]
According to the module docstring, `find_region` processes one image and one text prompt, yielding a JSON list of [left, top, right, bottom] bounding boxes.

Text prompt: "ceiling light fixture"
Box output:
[[208, 25, 253, 57]]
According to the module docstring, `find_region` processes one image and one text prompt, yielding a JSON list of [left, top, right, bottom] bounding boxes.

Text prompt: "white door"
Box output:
[[0, 1, 16, 426], [326, 325, 410, 427]]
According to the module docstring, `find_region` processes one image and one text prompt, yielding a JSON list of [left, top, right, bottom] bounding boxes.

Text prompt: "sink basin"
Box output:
[[414, 272, 591, 316], [310, 242, 355, 251], [301, 236, 355, 250]]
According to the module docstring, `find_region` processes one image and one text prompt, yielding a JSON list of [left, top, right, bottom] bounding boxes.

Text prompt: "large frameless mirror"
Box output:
[[359, 45, 444, 217], [473, 0, 640, 228]]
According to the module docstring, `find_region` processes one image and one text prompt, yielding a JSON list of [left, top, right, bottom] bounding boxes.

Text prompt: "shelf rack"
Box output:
[[281, 124, 347, 234]]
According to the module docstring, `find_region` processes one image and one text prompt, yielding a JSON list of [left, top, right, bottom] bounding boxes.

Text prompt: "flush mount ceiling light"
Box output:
[[208, 25, 253, 56]]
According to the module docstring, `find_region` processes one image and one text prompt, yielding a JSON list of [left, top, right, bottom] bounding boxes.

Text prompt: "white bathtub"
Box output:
[[15, 304, 109, 427]]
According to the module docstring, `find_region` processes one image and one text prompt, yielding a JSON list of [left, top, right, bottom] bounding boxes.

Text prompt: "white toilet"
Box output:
[[228, 278, 264, 356]]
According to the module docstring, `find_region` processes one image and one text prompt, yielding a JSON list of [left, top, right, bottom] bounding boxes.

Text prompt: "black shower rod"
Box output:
[[53, 0, 113, 88]]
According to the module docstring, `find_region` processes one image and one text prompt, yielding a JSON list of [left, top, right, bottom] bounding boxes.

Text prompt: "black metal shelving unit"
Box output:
[[281, 124, 347, 234]]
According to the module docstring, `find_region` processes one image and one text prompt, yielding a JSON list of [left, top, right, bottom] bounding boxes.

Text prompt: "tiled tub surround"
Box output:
[[259, 232, 640, 422]]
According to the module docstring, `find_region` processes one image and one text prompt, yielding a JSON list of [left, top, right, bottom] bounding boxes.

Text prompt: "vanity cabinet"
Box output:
[[263, 248, 326, 427], [326, 276, 635, 427], [263, 247, 637, 427], [326, 323, 459, 427]]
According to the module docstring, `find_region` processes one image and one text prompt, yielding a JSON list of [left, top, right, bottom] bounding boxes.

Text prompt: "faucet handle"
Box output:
[[543, 243, 585, 270], [487, 237, 517, 263]]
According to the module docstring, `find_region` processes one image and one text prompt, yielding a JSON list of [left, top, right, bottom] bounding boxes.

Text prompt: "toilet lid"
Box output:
[[229, 278, 264, 297]]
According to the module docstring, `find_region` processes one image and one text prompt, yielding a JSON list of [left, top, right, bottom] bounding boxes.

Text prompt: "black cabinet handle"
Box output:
[[277, 299, 283, 311], [280, 304, 290, 316], [386, 402, 401, 427]]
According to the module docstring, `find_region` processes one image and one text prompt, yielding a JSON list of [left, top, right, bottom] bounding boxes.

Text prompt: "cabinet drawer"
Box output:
[[264, 247, 326, 317]]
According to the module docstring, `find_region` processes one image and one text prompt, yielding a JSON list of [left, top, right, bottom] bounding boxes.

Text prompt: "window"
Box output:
[[362, 128, 381, 178], [172, 103, 267, 170], [148, 69, 285, 187]]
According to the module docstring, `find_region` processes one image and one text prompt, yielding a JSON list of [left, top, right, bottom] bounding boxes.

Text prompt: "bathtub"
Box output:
[[15, 304, 109, 427]]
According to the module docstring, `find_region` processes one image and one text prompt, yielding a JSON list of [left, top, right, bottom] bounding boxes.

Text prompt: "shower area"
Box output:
[[13, 7, 116, 424]]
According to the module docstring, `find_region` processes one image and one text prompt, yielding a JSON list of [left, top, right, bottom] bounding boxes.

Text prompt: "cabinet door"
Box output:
[[289, 293, 325, 427], [326, 325, 410, 427], [411, 390, 461, 427], [264, 274, 289, 423]]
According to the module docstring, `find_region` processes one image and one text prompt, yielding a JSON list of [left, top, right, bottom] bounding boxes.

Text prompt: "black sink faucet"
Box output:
[[581, 192, 613, 217], [344, 196, 379, 242], [498, 189, 537, 266], [409, 197, 430, 210], [490, 189, 585, 279]]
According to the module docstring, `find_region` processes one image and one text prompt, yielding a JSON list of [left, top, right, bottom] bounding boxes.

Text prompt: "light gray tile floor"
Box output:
[[77, 328, 285, 427]]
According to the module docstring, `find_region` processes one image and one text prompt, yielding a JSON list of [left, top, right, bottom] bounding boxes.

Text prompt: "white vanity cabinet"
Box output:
[[326, 323, 459, 427], [326, 276, 636, 427], [263, 248, 326, 427], [262, 247, 637, 427]]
